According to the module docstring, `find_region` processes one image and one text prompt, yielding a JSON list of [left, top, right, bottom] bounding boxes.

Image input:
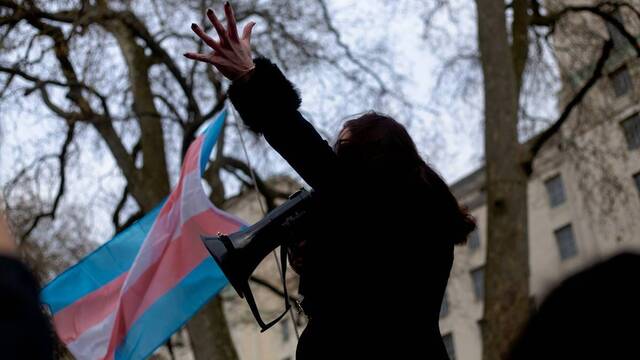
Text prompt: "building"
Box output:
[[438, 5, 640, 359]]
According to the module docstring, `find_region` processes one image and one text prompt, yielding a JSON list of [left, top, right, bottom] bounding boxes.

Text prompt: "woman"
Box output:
[[185, 3, 475, 358]]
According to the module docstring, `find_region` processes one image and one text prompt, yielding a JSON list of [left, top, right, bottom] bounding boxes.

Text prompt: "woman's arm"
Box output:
[[184, 3, 338, 191], [227, 58, 338, 190]]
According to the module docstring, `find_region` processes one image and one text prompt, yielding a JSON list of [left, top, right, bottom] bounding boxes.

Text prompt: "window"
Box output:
[[634, 173, 640, 194], [471, 267, 484, 301], [440, 291, 449, 318], [442, 333, 456, 360], [555, 224, 578, 260], [605, 9, 627, 48], [610, 66, 633, 97], [468, 229, 481, 251], [545, 174, 567, 208], [622, 114, 640, 150]]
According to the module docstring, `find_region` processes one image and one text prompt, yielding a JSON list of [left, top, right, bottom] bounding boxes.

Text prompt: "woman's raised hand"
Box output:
[[184, 2, 256, 81]]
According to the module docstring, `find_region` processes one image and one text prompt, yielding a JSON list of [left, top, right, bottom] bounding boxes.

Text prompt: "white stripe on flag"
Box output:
[[180, 170, 213, 223], [122, 168, 209, 293], [67, 312, 115, 360]]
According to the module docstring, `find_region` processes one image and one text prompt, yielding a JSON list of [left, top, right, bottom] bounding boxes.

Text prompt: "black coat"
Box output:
[[229, 58, 453, 359], [0, 256, 54, 359]]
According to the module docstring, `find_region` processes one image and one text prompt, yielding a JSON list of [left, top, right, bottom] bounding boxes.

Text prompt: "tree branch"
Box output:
[[219, 156, 291, 211], [117, 11, 203, 124], [112, 140, 143, 232], [524, 40, 614, 169], [316, 0, 389, 94], [117, 210, 145, 233], [112, 185, 130, 232], [21, 123, 75, 240], [105, 19, 170, 202], [14, 15, 143, 190], [532, 2, 640, 56], [155, 94, 186, 129]]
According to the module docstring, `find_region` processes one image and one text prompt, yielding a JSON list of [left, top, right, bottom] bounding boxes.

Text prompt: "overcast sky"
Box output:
[[315, 0, 485, 183], [0, 0, 558, 244]]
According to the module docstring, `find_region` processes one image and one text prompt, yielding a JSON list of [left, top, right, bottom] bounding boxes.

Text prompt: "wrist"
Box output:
[[233, 65, 256, 83]]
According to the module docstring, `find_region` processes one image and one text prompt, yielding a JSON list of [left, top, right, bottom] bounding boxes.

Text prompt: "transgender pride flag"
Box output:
[[41, 109, 246, 359]]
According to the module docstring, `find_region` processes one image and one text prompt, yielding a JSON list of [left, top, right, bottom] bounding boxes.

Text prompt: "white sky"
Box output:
[[320, 0, 485, 183]]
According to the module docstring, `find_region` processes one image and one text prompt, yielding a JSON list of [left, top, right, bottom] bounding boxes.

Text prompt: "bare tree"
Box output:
[[420, 0, 640, 358], [3, 176, 97, 283], [0, 0, 411, 358]]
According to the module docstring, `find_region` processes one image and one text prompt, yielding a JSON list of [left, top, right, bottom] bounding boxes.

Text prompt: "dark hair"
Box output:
[[335, 112, 476, 245]]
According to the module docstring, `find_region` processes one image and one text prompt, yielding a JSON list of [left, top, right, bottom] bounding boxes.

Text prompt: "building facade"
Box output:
[[438, 4, 640, 359]]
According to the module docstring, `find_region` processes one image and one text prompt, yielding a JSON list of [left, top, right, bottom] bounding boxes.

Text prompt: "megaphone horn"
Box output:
[[201, 189, 313, 331]]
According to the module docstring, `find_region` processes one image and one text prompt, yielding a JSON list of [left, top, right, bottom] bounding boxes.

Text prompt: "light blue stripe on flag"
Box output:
[[200, 108, 227, 174], [41, 205, 162, 314], [114, 258, 227, 360]]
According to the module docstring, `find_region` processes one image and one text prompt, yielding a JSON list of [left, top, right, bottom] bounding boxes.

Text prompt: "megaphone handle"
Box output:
[[243, 245, 292, 332]]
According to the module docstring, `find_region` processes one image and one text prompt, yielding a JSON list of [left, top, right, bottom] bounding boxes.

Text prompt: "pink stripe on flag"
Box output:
[[53, 273, 126, 343], [159, 137, 202, 219]]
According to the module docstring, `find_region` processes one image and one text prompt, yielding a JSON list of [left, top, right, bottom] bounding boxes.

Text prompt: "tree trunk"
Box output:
[[187, 295, 240, 360], [106, 19, 170, 207], [475, 0, 532, 359]]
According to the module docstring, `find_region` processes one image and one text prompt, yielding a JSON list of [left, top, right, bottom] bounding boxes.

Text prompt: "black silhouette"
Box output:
[[228, 57, 476, 359]]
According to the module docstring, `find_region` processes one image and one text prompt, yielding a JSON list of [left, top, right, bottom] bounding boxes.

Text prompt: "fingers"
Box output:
[[207, 8, 231, 46], [191, 23, 223, 53], [224, 2, 240, 42], [184, 52, 231, 68], [242, 21, 256, 43], [183, 52, 211, 64]]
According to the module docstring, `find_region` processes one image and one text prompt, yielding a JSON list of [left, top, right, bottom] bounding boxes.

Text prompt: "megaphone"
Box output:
[[201, 189, 313, 331]]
